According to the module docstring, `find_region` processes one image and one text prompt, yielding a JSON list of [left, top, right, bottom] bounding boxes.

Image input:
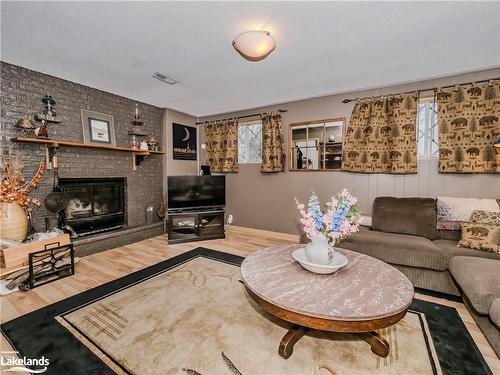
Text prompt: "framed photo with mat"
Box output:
[[81, 109, 116, 145], [173, 123, 197, 160]]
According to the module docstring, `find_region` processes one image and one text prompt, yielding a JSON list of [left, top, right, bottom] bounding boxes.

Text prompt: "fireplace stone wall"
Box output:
[[1, 62, 165, 234]]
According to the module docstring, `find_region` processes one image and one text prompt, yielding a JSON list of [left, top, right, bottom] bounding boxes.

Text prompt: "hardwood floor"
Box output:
[[1, 225, 499, 373]]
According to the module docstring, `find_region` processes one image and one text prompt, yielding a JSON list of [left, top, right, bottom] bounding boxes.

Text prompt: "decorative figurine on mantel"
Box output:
[[147, 136, 160, 151], [34, 120, 49, 138], [34, 95, 62, 138], [15, 119, 36, 138]]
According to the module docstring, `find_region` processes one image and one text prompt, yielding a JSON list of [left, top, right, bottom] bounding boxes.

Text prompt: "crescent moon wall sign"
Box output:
[[182, 127, 190, 141], [173, 123, 197, 160]]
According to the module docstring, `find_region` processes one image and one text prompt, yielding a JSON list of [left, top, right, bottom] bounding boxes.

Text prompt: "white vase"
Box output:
[[305, 234, 335, 265]]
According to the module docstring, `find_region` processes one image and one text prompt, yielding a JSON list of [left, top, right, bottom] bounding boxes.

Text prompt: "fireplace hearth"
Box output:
[[59, 177, 126, 237]]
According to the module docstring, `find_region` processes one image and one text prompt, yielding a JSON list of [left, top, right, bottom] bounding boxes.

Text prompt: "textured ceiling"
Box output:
[[1, 1, 499, 117]]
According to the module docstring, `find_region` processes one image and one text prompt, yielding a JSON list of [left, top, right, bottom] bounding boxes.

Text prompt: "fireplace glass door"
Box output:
[[65, 186, 93, 220], [60, 178, 125, 236]]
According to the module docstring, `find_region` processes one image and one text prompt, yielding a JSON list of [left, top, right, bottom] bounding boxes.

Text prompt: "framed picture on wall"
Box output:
[[173, 123, 197, 160], [81, 109, 116, 146]]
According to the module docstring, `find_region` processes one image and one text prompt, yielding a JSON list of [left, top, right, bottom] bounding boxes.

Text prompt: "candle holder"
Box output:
[[131, 103, 144, 126]]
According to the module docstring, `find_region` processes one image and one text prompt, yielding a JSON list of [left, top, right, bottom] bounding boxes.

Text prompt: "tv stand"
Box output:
[[167, 209, 225, 244]]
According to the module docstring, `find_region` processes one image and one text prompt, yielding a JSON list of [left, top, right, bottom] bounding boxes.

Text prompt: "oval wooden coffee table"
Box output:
[[241, 244, 414, 359]]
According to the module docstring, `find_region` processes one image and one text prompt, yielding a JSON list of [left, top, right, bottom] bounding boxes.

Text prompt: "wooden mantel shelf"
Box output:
[[11, 137, 164, 171], [11, 137, 165, 155]]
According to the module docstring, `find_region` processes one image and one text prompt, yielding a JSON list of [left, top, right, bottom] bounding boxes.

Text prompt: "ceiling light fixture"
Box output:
[[232, 31, 276, 62]]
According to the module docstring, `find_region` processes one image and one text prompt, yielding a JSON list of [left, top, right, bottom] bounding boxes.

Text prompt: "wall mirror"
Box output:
[[289, 117, 345, 171]]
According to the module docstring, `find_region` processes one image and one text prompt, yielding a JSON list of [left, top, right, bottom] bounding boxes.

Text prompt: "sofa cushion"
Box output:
[[470, 210, 500, 225], [433, 239, 500, 263], [490, 299, 500, 328], [458, 223, 500, 254], [449, 256, 500, 315], [437, 229, 460, 241], [340, 226, 446, 270], [372, 197, 438, 240], [437, 197, 500, 222]]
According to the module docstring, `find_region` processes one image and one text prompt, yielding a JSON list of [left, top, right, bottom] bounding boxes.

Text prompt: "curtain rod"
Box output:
[[195, 109, 287, 125], [341, 77, 499, 104]]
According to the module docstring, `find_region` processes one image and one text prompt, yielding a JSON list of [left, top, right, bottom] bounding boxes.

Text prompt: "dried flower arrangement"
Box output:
[[0, 152, 46, 211]]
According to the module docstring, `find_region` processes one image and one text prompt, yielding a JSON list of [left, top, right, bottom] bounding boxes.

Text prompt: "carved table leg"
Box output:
[[279, 325, 307, 359], [359, 331, 390, 358]]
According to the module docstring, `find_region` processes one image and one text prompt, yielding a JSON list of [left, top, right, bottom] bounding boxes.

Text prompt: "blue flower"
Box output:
[[307, 193, 323, 231], [330, 197, 350, 232]]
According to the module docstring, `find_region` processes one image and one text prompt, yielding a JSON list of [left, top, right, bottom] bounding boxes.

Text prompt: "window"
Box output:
[[238, 120, 262, 163], [289, 118, 345, 171], [417, 97, 439, 157]]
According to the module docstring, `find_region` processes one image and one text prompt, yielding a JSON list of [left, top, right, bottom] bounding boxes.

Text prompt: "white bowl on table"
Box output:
[[292, 248, 348, 274]]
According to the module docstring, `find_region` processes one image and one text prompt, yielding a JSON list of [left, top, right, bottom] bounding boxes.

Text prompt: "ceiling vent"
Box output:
[[152, 72, 178, 85]]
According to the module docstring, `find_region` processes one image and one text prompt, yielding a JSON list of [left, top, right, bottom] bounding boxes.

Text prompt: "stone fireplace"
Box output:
[[1, 62, 166, 256], [60, 177, 126, 237]]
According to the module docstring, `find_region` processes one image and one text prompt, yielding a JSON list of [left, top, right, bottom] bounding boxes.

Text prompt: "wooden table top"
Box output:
[[241, 244, 414, 321]]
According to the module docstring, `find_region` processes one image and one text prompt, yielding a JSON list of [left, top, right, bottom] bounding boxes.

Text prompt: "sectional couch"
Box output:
[[338, 197, 500, 357]]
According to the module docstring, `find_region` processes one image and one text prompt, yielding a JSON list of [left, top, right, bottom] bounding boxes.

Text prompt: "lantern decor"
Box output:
[[0, 153, 46, 241], [131, 103, 144, 126], [15, 119, 36, 138], [128, 103, 147, 149], [34, 95, 62, 138]]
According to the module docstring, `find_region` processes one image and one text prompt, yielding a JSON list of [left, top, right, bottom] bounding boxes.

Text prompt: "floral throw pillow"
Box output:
[[459, 223, 500, 253], [470, 210, 500, 225]]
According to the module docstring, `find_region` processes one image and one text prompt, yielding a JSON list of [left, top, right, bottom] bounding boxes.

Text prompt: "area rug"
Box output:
[[1, 248, 492, 375]]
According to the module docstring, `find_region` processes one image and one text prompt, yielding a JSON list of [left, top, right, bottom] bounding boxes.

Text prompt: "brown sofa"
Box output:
[[338, 197, 500, 357]]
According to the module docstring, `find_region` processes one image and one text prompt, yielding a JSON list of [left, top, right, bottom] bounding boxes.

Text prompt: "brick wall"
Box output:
[[1, 61, 165, 231]]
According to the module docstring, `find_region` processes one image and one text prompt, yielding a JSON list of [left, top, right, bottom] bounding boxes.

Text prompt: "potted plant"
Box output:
[[295, 190, 360, 265], [0, 152, 45, 241]]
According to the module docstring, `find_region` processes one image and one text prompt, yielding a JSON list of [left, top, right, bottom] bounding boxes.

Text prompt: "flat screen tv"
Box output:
[[167, 175, 226, 210]]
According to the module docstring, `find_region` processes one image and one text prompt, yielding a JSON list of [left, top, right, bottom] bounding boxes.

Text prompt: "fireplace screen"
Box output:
[[60, 178, 125, 236]]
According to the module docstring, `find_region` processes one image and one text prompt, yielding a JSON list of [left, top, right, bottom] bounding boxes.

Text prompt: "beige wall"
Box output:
[[163, 109, 199, 196], [200, 68, 500, 235]]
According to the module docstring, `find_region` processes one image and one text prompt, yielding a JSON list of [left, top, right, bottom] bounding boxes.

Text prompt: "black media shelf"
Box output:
[[167, 209, 225, 244]]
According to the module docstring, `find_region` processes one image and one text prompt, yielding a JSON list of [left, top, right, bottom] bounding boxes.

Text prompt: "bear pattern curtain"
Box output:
[[204, 119, 239, 173], [341, 94, 419, 174], [261, 112, 285, 172], [437, 79, 499, 173]]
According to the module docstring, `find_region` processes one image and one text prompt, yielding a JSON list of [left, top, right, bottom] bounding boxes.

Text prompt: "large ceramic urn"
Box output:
[[0, 203, 28, 241]]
